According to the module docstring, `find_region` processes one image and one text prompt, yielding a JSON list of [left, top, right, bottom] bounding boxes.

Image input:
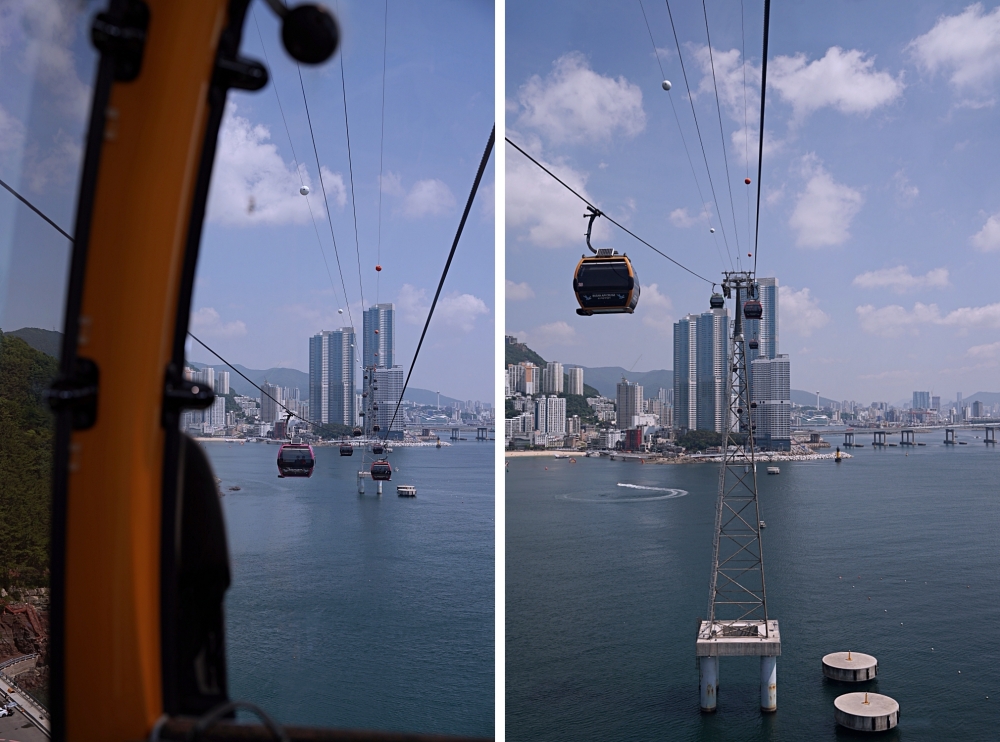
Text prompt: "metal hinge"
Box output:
[[48, 358, 100, 430], [91, 1, 150, 82], [215, 56, 269, 92]]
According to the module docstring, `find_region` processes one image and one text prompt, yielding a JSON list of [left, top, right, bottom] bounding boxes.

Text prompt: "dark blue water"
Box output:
[[506, 434, 1000, 741], [204, 441, 494, 737]]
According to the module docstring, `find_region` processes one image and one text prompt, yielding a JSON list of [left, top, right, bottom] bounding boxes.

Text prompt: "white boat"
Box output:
[[767, 466, 780, 475], [759, 521, 766, 528], [397, 485, 417, 497], [553, 453, 570, 459]]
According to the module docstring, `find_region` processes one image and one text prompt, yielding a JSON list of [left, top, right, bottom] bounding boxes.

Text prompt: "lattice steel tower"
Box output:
[[695, 272, 780, 714]]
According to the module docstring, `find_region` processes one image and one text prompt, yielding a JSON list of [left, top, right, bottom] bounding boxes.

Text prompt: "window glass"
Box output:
[[0, 0, 100, 717]]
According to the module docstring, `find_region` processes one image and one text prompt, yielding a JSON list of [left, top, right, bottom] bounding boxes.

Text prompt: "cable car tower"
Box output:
[[695, 271, 780, 715], [358, 356, 392, 495]]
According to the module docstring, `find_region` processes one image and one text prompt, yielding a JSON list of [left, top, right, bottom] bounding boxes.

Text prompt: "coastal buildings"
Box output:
[[751, 355, 791, 450], [374, 365, 405, 439], [912, 391, 930, 410], [672, 307, 729, 433], [542, 361, 563, 394], [567, 367, 584, 396], [616, 378, 643, 430], [309, 328, 357, 426]]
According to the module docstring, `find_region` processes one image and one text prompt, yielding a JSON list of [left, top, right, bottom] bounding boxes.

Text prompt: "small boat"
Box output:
[[436, 439, 442, 449], [766, 466, 780, 475], [553, 453, 570, 459], [396, 485, 416, 497], [759, 521, 766, 528], [569, 458, 577, 463], [959, 441, 968, 445], [227, 486, 241, 491]]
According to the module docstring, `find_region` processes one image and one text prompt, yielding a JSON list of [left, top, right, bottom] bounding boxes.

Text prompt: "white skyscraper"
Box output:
[[363, 303, 395, 369], [374, 365, 405, 439], [751, 354, 791, 449], [309, 328, 357, 427], [673, 314, 698, 430], [567, 367, 584, 396], [534, 395, 566, 438], [542, 361, 564, 394], [215, 370, 230, 395]]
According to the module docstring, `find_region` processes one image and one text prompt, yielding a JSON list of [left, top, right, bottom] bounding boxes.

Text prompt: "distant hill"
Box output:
[[581, 367, 673, 398], [965, 391, 1000, 406], [791, 390, 838, 408], [505, 341, 546, 368], [5, 328, 61, 360]]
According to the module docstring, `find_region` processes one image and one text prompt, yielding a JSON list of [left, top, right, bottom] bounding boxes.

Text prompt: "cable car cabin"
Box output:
[[710, 292, 725, 309], [749, 338, 759, 350], [352, 426, 363, 437], [372, 443, 385, 455], [339, 443, 354, 456], [370, 460, 393, 481], [277, 444, 315, 478], [572, 252, 640, 315], [744, 299, 763, 320]]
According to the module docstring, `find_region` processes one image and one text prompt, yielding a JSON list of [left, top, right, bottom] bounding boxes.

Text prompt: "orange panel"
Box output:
[[65, 2, 228, 739]]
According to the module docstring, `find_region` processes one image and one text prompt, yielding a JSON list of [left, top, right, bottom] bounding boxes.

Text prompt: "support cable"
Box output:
[[664, 0, 734, 270], [753, 0, 772, 275], [740, 0, 752, 254], [700, 0, 743, 264], [382, 126, 494, 440], [376, 0, 388, 305], [0, 176, 72, 242], [252, 7, 344, 313], [506, 137, 714, 285], [638, 0, 726, 271], [297, 65, 356, 330]]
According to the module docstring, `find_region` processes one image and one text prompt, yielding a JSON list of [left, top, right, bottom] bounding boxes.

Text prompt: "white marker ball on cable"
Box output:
[[662, 80, 672, 91], [299, 185, 310, 196], [338, 308, 344, 314], [710, 227, 715, 233]]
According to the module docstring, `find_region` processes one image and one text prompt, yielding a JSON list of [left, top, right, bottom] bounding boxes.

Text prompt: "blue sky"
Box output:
[[0, 1, 494, 402], [505, 1, 1000, 404]]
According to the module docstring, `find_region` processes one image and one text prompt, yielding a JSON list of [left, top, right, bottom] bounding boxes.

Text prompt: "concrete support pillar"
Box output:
[[377, 481, 383, 495], [699, 656, 719, 712], [760, 656, 777, 712]]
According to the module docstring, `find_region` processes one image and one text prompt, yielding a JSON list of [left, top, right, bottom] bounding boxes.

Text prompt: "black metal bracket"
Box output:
[[163, 363, 216, 425], [91, 1, 150, 82], [583, 206, 602, 254], [48, 358, 100, 430], [214, 56, 268, 92]]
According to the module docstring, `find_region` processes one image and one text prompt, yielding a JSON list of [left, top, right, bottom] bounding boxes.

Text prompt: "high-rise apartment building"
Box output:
[[696, 307, 729, 433], [374, 365, 405, 439], [751, 354, 791, 449], [567, 366, 584, 396], [309, 328, 357, 427], [616, 378, 643, 430], [260, 381, 280, 424], [912, 391, 930, 410], [673, 314, 698, 430], [535, 395, 566, 437], [542, 361, 564, 394], [931, 396, 941, 412], [363, 303, 395, 369], [215, 370, 230, 395], [519, 362, 538, 395]]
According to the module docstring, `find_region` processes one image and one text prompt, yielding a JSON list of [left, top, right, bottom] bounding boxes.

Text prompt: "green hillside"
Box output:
[[504, 341, 546, 368], [7, 328, 62, 360], [0, 333, 56, 586]]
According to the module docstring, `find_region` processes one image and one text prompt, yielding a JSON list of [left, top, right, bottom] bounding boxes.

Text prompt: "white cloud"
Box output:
[[967, 341, 1000, 358], [514, 52, 646, 145], [396, 284, 488, 333], [852, 266, 949, 293], [506, 280, 535, 300], [857, 301, 1000, 337], [505, 140, 611, 248], [893, 170, 919, 207], [437, 293, 490, 332], [971, 211, 1000, 251], [401, 178, 456, 217], [24, 129, 81, 193], [909, 3, 1000, 100], [207, 103, 342, 226], [640, 283, 673, 333], [779, 286, 829, 336], [669, 206, 710, 228], [770, 47, 904, 123], [788, 155, 863, 247], [0, 104, 25, 157], [527, 321, 578, 347], [380, 171, 404, 196], [191, 307, 247, 339]]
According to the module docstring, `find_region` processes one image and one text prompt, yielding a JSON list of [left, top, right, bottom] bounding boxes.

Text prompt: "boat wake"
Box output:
[[560, 484, 688, 503]]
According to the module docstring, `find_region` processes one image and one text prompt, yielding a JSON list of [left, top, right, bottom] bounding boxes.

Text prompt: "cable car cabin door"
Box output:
[[572, 255, 640, 315], [48, 2, 270, 740]]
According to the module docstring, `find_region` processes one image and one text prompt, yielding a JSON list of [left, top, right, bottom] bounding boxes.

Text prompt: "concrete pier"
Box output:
[[834, 692, 899, 732], [699, 656, 718, 712], [823, 651, 877, 682], [760, 656, 776, 712]]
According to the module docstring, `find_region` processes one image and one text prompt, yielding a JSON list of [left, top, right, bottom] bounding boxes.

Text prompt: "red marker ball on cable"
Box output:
[[745, 178, 752, 184], [375, 265, 382, 272], [748, 253, 752, 258]]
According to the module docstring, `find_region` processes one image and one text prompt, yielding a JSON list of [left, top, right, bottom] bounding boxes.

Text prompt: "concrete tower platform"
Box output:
[[696, 620, 780, 712]]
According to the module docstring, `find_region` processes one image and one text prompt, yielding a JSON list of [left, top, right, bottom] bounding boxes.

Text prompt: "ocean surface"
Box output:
[[506, 432, 1000, 741], [203, 440, 494, 737]]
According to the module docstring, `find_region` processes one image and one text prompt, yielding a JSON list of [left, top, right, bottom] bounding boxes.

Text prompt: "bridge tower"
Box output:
[[695, 271, 780, 714]]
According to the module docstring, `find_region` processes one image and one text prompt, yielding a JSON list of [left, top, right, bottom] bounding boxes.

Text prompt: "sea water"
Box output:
[[204, 441, 494, 737], [506, 434, 1000, 741]]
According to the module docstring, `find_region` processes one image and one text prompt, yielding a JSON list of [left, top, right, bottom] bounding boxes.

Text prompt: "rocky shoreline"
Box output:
[[0, 588, 49, 700]]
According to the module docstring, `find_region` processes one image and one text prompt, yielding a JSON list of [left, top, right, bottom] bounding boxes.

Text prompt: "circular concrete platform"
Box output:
[[834, 692, 899, 732], [823, 651, 878, 682]]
